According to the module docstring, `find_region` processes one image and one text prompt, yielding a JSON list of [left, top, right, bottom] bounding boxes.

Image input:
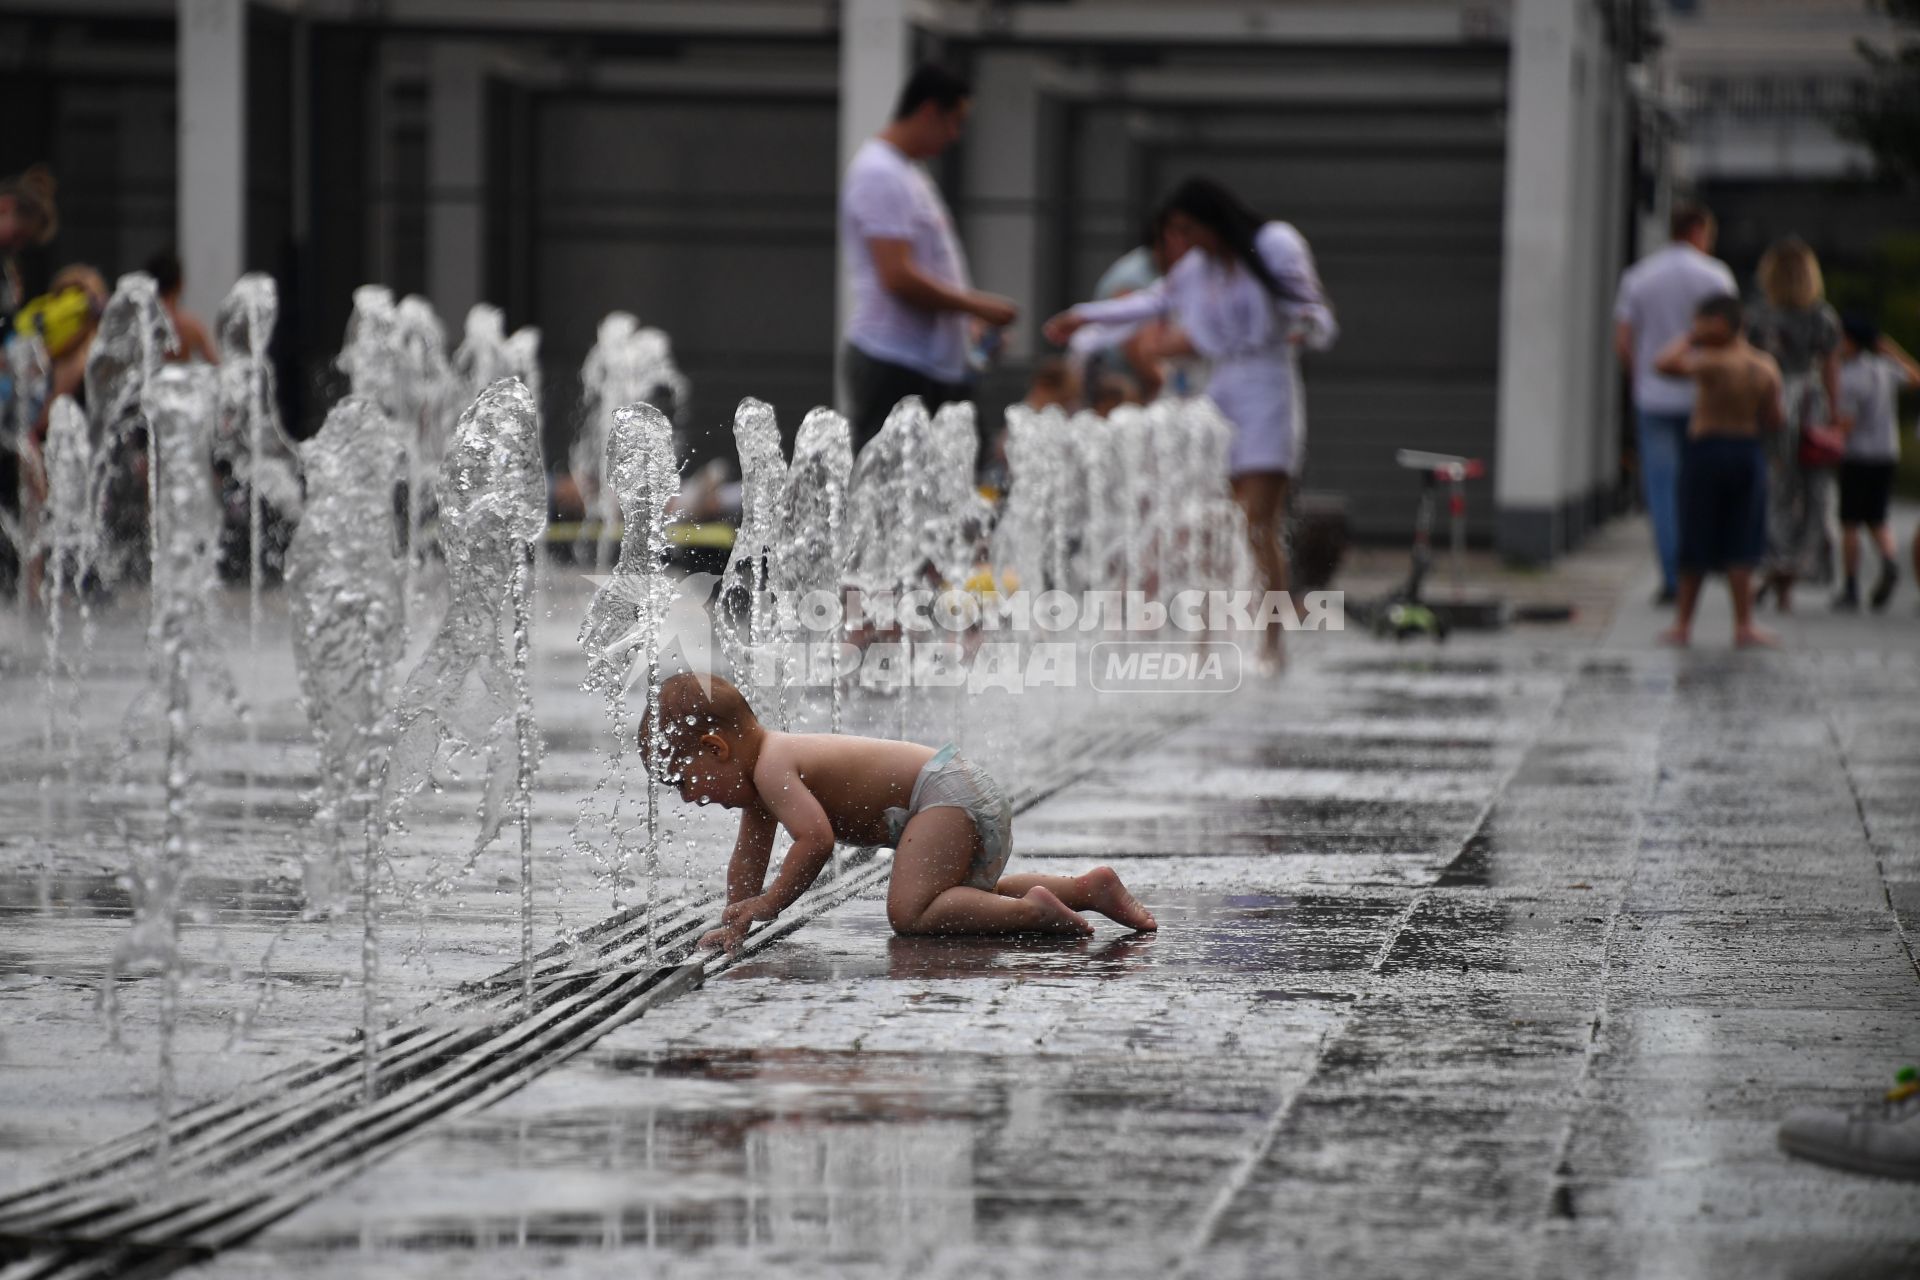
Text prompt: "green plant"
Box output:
[[1837, 1, 1920, 187], [1835, 0, 1920, 496]]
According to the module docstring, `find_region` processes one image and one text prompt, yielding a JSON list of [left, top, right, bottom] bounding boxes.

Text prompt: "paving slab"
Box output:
[[4, 513, 1920, 1278]]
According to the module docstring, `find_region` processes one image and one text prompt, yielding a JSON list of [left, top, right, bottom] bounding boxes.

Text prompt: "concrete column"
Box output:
[[1596, 57, 1633, 519], [179, 0, 245, 324], [1494, 0, 1582, 563], [836, 0, 910, 367], [959, 51, 1045, 362], [429, 42, 488, 324], [1559, 14, 1593, 544], [1567, 7, 1606, 540]]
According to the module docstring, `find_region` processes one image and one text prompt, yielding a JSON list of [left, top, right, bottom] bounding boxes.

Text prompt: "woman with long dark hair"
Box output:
[[1045, 177, 1336, 663]]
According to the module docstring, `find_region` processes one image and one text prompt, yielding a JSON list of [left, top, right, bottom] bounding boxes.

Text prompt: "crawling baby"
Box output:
[[641, 673, 1157, 952]]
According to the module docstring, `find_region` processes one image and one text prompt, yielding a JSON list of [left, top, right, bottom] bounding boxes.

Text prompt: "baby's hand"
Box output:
[[695, 894, 782, 954], [697, 920, 751, 953], [721, 894, 782, 928]]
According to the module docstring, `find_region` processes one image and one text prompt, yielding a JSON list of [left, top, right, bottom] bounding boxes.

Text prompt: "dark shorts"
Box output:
[[842, 345, 968, 452], [1837, 460, 1895, 527], [1678, 434, 1767, 574]]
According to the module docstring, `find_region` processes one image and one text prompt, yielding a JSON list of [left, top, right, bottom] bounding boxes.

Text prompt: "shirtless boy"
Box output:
[[641, 673, 1158, 952], [1652, 294, 1785, 648]]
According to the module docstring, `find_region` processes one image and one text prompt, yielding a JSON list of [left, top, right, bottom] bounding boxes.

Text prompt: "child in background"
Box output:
[[1653, 294, 1785, 649], [1832, 315, 1920, 611], [983, 357, 1081, 495], [1023, 356, 1081, 413], [643, 673, 1157, 953], [144, 250, 218, 366], [1089, 370, 1142, 417]]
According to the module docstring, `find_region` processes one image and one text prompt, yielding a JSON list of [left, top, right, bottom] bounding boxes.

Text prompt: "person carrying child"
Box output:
[[1652, 294, 1785, 649], [1831, 314, 1919, 612], [641, 673, 1157, 953]]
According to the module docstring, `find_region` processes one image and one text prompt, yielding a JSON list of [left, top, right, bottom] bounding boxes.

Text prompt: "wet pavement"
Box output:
[[5, 514, 1920, 1278]]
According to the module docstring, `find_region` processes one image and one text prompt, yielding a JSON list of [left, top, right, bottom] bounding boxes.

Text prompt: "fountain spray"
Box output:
[[578, 401, 677, 955], [82, 272, 175, 613], [285, 397, 408, 914], [383, 378, 548, 1015]]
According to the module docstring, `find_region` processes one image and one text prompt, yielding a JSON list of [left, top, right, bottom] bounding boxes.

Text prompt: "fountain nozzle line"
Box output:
[[0, 849, 892, 1256], [0, 708, 1205, 1275]]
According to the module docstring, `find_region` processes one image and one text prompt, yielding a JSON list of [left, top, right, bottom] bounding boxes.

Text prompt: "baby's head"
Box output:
[[641, 672, 764, 809]]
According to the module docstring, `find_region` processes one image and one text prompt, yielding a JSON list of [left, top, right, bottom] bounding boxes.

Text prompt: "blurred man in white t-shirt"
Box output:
[[840, 63, 1018, 449], [1614, 203, 1737, 603]]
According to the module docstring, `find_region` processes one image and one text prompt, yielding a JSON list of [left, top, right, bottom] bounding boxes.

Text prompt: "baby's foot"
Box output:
[[1024, 886, 1093, 936], [1082, 866, 1158, 932]]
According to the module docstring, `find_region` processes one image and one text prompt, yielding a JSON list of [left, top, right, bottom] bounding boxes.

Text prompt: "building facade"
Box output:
[[2, 0, 1677, 555], [1657, 0, 1911, 293]]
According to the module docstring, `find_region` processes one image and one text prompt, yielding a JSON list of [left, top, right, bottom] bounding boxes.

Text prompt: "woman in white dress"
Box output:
[[1044, 178, 1337, 660]]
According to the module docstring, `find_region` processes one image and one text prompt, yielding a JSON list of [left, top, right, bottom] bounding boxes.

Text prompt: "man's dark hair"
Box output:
[[1670, 202, 1714, 241], [1696, 293, 1743, 332], [143, 248, 183, 296], [893, 63, 971, 121]]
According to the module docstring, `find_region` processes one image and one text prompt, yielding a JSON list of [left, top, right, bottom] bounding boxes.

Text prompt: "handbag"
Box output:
[[1797, 422, 1846, 469], [1787, 376, 1845, 468]]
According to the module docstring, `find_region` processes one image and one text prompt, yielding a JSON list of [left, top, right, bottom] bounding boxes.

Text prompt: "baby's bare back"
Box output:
[[759, 732, 937, 847]]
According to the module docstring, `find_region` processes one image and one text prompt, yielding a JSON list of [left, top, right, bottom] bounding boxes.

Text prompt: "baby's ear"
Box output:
[[700, 731, 732, 762]]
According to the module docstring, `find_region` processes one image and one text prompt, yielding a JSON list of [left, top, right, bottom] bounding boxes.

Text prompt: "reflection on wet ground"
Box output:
[[171, 860, 1446, 1273], [6, 629, 1920, 1277], [0, 872, 307, 924], [199, 1045, 1282, 1273], [1020, 796, 1480, 859], [725, 931, 1156, 984]]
